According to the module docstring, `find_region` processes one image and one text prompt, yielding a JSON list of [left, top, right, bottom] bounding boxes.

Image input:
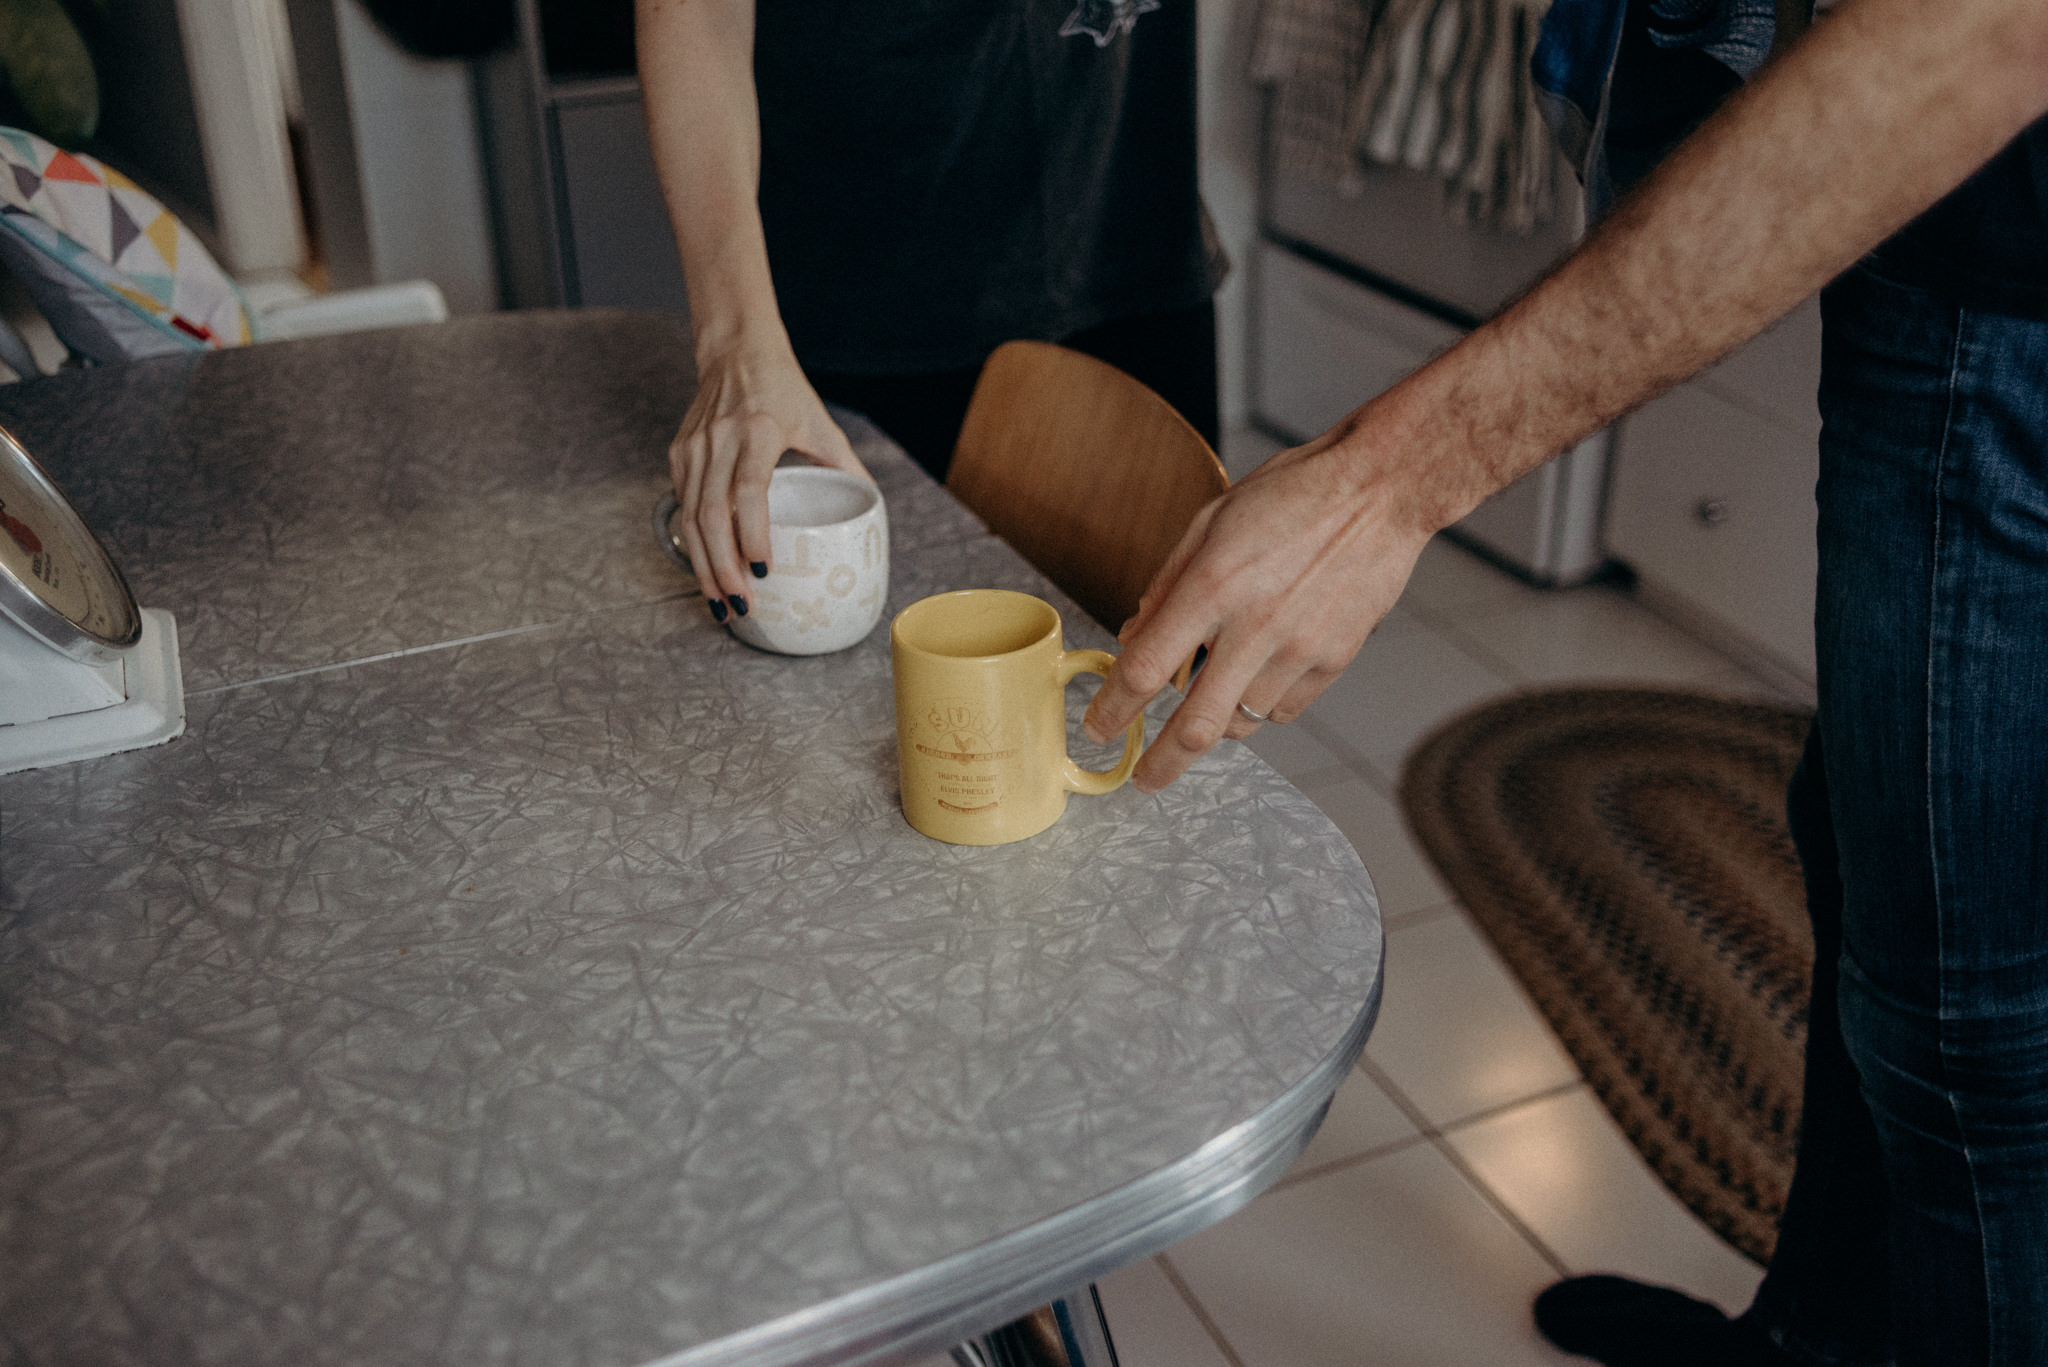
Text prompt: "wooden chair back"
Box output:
[[947, 340, 1229, 632]]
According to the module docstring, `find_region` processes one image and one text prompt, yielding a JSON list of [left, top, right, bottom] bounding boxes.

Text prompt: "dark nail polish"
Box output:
[[731, 595, 749, 617], [750, 560, 768, 579], [709, 599, 728, 623]]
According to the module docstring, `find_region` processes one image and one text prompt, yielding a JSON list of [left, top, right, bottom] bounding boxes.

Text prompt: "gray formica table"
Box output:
[[0, 310, 1383, 1367]]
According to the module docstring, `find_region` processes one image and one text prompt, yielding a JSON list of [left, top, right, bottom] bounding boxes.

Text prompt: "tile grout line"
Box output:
[[1266, 1071, 1585, 1196], [1396, 594, 1536, 688], [1358, 1058, 1576, 1281], [1404, 575, 1782, 698], [1288, 760, 1464, 923], [1152, 1253, 1252, 1367], [1433, 1076, 1590, 1136], [1295, 716, 1395, 799], [1264, 759, 1351, 790], [1264, 1129, 1436, 1194], [1382, 899, 1462, 932]]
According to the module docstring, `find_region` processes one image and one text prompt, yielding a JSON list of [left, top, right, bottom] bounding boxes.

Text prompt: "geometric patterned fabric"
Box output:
[[0, 125, 251, 355]]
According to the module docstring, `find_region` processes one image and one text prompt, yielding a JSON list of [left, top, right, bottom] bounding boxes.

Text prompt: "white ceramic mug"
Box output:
[[656, 466, 889, 655]]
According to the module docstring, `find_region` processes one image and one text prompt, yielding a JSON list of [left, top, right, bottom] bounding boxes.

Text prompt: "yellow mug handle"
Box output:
[[1056, 649, 1144, 795]]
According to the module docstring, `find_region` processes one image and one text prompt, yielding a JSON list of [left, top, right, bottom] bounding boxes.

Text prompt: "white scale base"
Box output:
[[0, 608, 186, 776]]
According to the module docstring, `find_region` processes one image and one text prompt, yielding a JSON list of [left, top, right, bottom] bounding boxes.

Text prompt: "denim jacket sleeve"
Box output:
[[1531, 0, 1630, 213], [1534, 0, 1782, 218]]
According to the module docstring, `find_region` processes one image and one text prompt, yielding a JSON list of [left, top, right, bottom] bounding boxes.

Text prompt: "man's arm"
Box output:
[[637, 0, 864, 617], [1085, 0, 2048, 791]]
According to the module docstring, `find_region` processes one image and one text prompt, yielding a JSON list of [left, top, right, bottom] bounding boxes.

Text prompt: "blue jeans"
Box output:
[[1751, 264, 2048, 1366]]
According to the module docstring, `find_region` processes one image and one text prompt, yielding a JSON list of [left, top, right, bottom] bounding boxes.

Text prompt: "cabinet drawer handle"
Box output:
[[1694, 498, 1730, 527]]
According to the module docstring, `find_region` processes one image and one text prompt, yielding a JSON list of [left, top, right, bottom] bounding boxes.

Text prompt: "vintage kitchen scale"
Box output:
[[0, 423, 183, 775]]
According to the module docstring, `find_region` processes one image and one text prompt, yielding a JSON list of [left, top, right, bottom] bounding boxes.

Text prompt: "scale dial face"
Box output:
[[0, 423, 141, 661]]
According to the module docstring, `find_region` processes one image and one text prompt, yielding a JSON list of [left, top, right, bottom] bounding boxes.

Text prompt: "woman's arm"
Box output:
[[637, 0, 865, 619]]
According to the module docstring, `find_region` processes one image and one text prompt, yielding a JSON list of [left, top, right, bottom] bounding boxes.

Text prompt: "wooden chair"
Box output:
[[948, 340, 1229, 632], [945, 343, 1224, 1367]]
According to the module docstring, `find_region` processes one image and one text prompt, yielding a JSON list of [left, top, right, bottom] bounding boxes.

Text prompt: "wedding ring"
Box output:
[[1236, 702, 1270, 724]]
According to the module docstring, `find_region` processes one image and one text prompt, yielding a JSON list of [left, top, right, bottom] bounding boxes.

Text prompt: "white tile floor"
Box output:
[[917, 426, 1806, 1367], [1086, 426, 1795, 1367]]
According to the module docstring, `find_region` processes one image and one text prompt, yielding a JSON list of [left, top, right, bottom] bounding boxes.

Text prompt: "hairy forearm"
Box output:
[[1339, 0, 2048, 534], [636, 0, 785, 361]]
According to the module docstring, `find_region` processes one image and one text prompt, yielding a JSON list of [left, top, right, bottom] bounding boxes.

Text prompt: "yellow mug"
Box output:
[[891, 589, 1145, 845]]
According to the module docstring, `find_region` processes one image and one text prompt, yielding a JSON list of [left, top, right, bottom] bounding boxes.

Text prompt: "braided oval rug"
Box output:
[[1399, 687, 1815, 1265]]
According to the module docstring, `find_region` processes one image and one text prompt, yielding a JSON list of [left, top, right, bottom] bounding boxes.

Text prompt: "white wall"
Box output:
[[333, 0, 497, 313], [1198, 0, 1265, 425]]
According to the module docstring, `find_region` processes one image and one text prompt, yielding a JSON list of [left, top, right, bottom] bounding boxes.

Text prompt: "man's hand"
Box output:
[[668, 337, 868, 614], [1087, 0, 2048, 795], [1083, 417, 1435, 792]]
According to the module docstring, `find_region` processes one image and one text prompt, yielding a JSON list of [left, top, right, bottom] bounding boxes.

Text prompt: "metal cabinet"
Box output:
[[476, 0, 689, 316], [1251, 237, 1609, 587]]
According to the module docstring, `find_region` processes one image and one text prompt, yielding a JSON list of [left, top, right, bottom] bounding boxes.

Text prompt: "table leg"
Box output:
[[949, 1285, 1121, 1367]]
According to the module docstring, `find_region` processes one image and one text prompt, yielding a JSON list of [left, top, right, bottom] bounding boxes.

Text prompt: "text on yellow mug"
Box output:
[[891, 590, 1145, 845]]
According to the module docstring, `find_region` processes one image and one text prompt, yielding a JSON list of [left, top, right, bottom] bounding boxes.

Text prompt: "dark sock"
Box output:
[[1534, 1276, 1795, 1367]]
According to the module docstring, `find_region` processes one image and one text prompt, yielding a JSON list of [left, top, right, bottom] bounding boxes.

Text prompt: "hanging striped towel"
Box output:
[[1253, 0, 1560, 234]]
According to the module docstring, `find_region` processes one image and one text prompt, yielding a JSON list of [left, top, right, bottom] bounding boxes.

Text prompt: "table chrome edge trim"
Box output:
[[652, 940, 1385, 1367]]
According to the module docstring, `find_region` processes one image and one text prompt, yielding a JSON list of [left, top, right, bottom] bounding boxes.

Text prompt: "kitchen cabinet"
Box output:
[[1252, 238, 1608, 587], [1266, 160, 1577, 323], [1254, 240, 1463, 435], [1607, 299, 1822, 686], [474, 0, 690, 315]]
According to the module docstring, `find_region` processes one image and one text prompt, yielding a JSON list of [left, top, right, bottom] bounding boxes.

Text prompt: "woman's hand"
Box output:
[[670, 336, 869, 619], [1081, 418, 1437, 793]]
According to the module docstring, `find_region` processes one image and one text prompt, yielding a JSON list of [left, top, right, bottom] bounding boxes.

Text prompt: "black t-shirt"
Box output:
[[752, 0, 1213, 374], [1870, 122, 2048, 319]]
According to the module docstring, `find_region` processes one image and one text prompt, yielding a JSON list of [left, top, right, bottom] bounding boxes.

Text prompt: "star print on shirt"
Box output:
[[1059, 0, 1162, 46]]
